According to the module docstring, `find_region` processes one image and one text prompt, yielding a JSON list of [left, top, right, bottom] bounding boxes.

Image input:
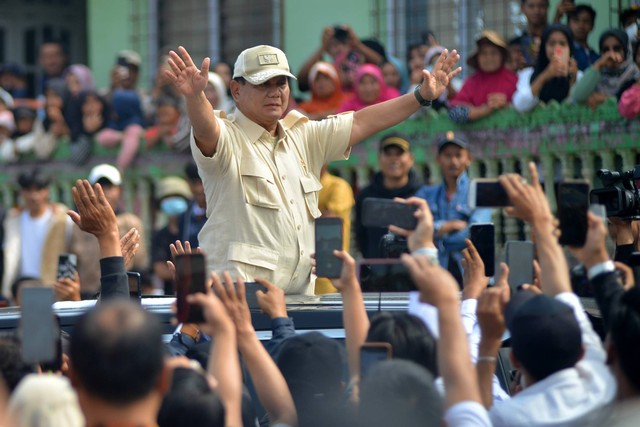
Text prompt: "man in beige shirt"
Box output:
[[166, 44, 460, 294]]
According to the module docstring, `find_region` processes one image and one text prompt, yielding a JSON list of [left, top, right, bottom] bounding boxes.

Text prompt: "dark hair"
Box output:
[[359, 359, 443, 427], [69, 300, 165, 404], [610, 287, 640, 391], [361, 38, 388, 64], [567, 4, 596, 24], [530, 24, 575, 103], [157, 367, 225, 427], [599, 29, 629, 61], [520, 0, 549, 5], [10, 276, 41, 302], [619, 8, 640, 27], [366, 312, 438, 377], [17, 168, 51, 189], [185, 161, 201, 182], [0, 335, 37, 392]]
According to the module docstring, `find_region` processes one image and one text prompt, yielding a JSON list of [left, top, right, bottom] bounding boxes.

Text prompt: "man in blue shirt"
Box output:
[[415, 132, 491, 284], [568, 5, 599, 71]]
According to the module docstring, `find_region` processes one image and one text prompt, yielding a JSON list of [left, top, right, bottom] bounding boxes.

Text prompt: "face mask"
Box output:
[[161, 197, 188, 216]]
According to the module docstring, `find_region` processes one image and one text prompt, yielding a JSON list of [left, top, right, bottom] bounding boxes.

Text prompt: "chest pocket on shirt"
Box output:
[[240, 157, 280, 210], [300, 175, 322, 219]]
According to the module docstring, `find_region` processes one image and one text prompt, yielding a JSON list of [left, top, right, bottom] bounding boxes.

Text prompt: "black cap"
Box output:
[[437, 131, 469, 153]]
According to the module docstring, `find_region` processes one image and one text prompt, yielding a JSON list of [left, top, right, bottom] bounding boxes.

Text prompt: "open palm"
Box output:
[[166, 46, 210, 98]]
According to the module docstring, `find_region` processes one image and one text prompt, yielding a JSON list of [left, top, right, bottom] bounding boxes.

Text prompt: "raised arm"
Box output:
[[166, 46, 219, 157], [348, 49, 461, 146]]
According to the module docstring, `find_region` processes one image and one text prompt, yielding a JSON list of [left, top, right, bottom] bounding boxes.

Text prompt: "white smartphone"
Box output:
[[468, 178, 512, 209]]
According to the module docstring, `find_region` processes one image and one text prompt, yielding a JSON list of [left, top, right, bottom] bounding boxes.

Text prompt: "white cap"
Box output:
[[88, 163, 122, 185], [232, 45, 297, 85]]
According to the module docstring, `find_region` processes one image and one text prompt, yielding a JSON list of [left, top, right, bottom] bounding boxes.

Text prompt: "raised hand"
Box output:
[[165, 46, 211, 98], [461, 239, 489, 300], [419, 48, 462, 101], [120, 228, 140, 269], [68, 180, 117, 238], [388, 197, 436, 252]]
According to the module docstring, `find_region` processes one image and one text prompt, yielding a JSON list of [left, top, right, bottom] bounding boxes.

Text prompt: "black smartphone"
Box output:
[[469, 179, 511, 209], [505, 240, 535, 294], [361, 198, 418, 230], [470, 223, 495, 277], [357, 258, 416, 292], [57, 253, 77, 280], [360, 342, 393, 379], [174, 253, 207, 324], [243, 282, 268, 311], [127, 271, 142, 302], [315, 217, 344, 278], [20, 287, 57, 364], [557, 181, 590, 247]]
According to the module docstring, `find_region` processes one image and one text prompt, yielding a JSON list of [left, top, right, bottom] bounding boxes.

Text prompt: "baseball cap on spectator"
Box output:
[[232, 45, 297, 85], [156, 176, 192, 201], [437, 131, 468, 153], [379, 133, 411, 153], [88, 163, 122, 186], [0, 110, 16, 132], [117, 50, 142, 68], [0, 63, 26, 78], [505, 290, 583, 381], [17, 168, 51, 189]]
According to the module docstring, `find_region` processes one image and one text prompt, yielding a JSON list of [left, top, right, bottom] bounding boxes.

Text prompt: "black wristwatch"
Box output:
[[414, 84, 433, 107]]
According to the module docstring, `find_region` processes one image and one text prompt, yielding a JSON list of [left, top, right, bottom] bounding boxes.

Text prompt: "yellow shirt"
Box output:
[[191, 109, 353, 295]]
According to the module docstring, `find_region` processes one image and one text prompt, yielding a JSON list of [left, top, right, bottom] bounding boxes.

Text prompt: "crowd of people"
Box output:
[[2, 1, 640, 426]]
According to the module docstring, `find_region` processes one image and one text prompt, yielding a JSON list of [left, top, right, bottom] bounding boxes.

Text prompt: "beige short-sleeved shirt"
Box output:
[[191, 108, 353, 294]]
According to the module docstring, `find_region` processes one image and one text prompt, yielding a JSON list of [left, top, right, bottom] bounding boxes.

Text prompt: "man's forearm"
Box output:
[[532, 220, 571, 295], [185, 92, 219, 155], [350, 92, 421, 145]]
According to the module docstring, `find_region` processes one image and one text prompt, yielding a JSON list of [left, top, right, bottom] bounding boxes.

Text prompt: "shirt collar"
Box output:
[[231, 108, 309, 144]]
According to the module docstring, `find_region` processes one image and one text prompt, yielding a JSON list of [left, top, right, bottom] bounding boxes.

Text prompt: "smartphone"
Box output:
[[20, 287, 57, 364], [127, 271, 141, 302], [505, 240, 535, 294], [557, 181, 589, 247], [361, 198, 418, 230], [470, 223, 495, 277], [57, 253, 77, 280], [360, 342, 393, 379], [174, 253, 207, 324], [315, 217, 344, 278], [243, 282, 268, 311], [357, 258, 416, 292], [554, 45, 570, 75], [468, 179, 511, 209]]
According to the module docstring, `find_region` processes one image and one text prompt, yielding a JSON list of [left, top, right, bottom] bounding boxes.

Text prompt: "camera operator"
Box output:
[[355, 133, 421, 258]]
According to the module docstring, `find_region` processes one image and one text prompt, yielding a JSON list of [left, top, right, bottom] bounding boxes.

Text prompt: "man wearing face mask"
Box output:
[[150, 176, 192, 294]]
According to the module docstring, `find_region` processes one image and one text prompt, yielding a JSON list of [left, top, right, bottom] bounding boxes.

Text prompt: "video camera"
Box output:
[[590, 165, 640, 219]]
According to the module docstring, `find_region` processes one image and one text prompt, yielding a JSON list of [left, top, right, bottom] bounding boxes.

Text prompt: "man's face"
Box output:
[[231, 76, 290, 131], [100, 183, 121, 211], [437, 145, 471, 181], [378, 146, 414, 181], [188, 179, 206, 209], [39, 43, 66, 77], [568, 11, 594, 43], [477, 43, 503, 73], [21, 186, 49, 214], [521, 0, 549, 27]]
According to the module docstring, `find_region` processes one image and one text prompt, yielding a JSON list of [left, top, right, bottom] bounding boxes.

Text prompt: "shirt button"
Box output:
[[296, 225, 301, 230], [281, 175, 286, 180], [300, 250, 304, 256], [290, 199, 294, 204]]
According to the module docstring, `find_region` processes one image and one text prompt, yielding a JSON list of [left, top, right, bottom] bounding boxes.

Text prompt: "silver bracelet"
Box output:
[[477, 356, 497, 364]]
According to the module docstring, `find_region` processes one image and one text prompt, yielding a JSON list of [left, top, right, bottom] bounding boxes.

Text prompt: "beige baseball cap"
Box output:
[[232, 45, 297, 85]]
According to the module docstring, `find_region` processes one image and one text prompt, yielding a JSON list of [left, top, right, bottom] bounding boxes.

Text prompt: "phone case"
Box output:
[[361, 198, 417, 230], [315, 217, 343, 278]]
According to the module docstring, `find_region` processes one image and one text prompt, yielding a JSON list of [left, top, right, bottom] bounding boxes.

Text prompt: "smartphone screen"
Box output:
[[127, 271, 141, 302], [470, 223, 495, 277], [243, 282, 268, 311], [470, 179, 511, 208], [20, 287, 57, 364], [361, 198, 418, 230], [360, 342, 392, 379], [315, 217, 344, 278], [505, 240, 535, 294], [174, 254, 207, 323], [557, 182, 589, 247], [57, 253, 77, 280], [357, 258, 416, 292]]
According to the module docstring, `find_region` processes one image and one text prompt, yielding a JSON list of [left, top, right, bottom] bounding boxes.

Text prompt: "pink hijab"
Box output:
[[337, 64, 400, 112]]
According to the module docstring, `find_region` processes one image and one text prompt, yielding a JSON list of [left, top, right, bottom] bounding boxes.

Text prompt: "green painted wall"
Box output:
[[283, 0, 373, 98]]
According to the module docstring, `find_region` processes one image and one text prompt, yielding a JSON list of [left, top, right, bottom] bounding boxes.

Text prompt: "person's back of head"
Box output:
[[157, 367, 225, 427], [276, 332, 346, 427], [366, 312, 438, 377], [0, 335, 36, 393], [359, 359, 443, 427], [69, 299, 165, 405], [8, 373, 84, 427], [506, 291, 583, 382], [609, 286, 640, 394]]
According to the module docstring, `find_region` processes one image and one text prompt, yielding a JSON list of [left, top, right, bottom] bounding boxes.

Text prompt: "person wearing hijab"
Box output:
[[571, 28, 640, 108], [337, 64, 400, 112], [298, 62, 346, 119], [448, 30, 517, 123], [63, 64, 97, 163], [513, 24, 581, 113], [205, 71, 234, 114], [382, 56, 410, 94]]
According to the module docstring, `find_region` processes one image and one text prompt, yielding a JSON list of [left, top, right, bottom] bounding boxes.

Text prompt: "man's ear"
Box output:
[[229, 80, 241, 102]]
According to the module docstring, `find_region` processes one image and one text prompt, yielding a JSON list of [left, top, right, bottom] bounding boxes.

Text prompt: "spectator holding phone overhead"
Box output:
[[415, 133, 491, 284], [166, 43, 460, 294]]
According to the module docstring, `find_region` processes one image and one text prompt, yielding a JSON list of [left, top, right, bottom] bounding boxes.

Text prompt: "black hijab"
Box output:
[[530, 24, 575, 103]]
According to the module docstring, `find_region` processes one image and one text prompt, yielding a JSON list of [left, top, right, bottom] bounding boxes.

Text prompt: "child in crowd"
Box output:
[[337, 64, 399, 112], [449, 30, 517, 123], [144, 96, 190, 152], [513, 24, 580, 113], [382, 56, 410, 94], [298, 62, 346, 119]]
